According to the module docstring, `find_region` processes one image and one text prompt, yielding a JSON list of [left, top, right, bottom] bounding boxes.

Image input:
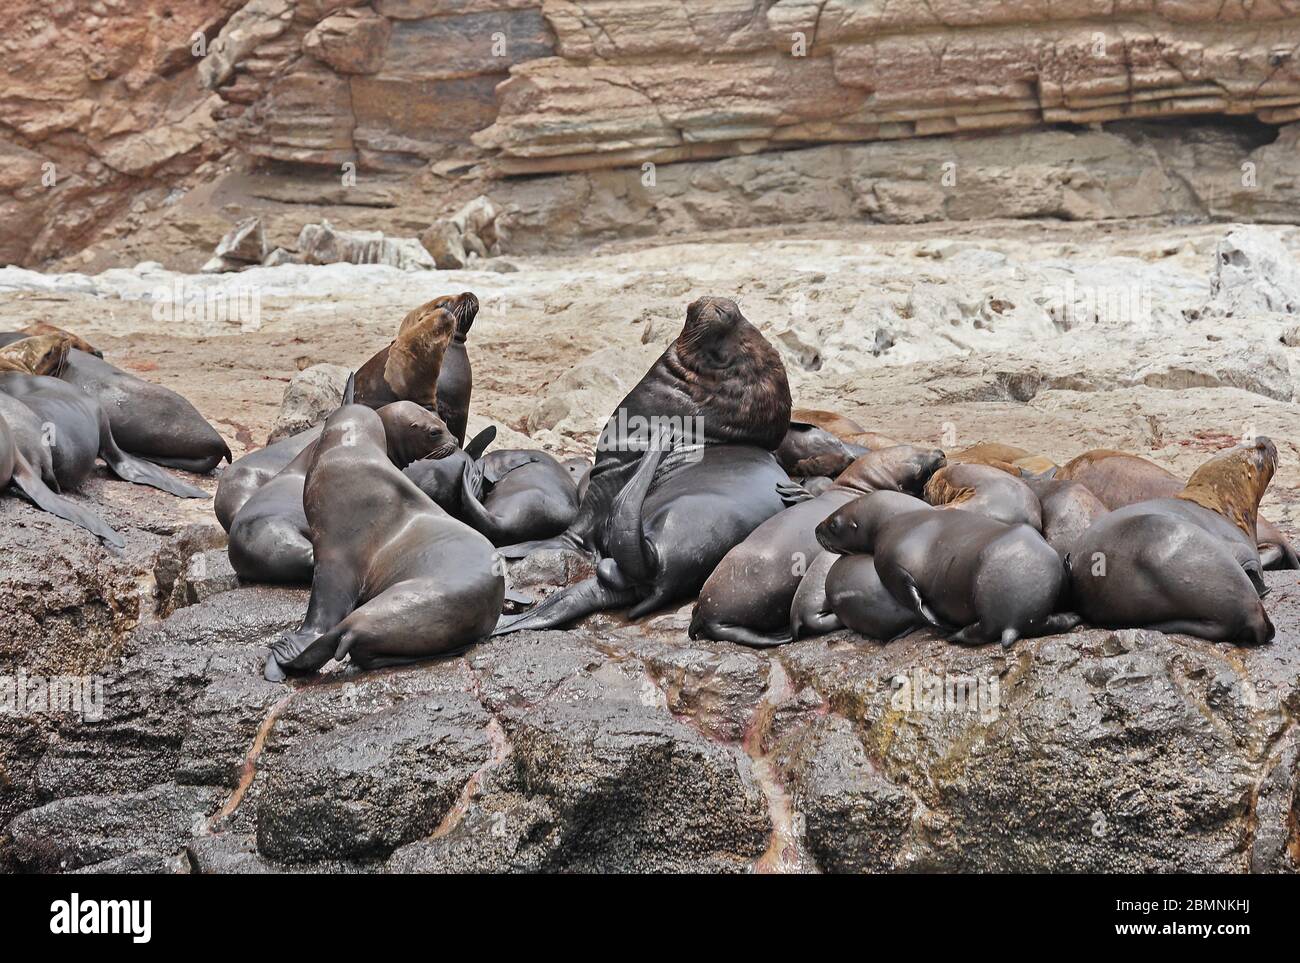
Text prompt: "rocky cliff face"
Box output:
[[4, 0, 1300, 268]]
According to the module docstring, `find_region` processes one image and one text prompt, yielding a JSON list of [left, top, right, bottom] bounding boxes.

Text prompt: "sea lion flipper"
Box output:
[[902, 574, 947, 630], [8, 450, 125, 548], [492, 576, 636, 635], [464, 426, 496, 461], [777, 481, 814, 505], [341, 371, 356, 406], [605, 434, 669, 583], [94, 403, 209, 498]]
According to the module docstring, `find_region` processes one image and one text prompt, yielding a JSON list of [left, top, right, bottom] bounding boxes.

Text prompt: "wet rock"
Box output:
[[256, 693, 492, 862], [154, 521, 229, 617], [7, 782, 223, 872], [176, 549, 240, 608], [267, 362, 349, 443]]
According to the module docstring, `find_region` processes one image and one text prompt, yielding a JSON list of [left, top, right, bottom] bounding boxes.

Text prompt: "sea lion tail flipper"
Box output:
[[777, 481, 814, 506], [8, 452, 125, 548], [902, 573, 947, 631], [605, 435, 668, 583], [94, 403, 209, 498], [457, 459, 505, 542], [491, 576, 636, 635], [688, 611, 793, 648], [464, 425, 496, 461]]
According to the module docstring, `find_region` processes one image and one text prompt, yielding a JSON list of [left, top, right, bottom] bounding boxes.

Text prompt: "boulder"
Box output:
[[1203, 227, 1300, 318], [420, 195, 502, 269], [296, 220, 435, 271], [201, 217, 267, 273], [303, 8, 392, 75], [267, 362, 350, 444]]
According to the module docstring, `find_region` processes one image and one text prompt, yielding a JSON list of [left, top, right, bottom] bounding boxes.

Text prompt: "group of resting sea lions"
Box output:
[[0, 293, 1290, 685]]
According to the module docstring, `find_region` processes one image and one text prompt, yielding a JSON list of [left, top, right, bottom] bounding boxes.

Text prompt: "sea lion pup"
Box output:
[[0, 324, 101, 357], [0, 408, 123, 547], [355, 293, 477, 440], [1020, 474, 1107, 558], [790, 407, 866, 440], [495, 439, 793, 634], [264, 404, 504, 681], [776, 421, 869, 478], [55, 348, 231, 473], [816, 491, 1080, 647], [690, 445, 946, 648], [0, 372, 207, 498], [215, 426, 323, 531], [823, 554, 921, 642], [0, 334, 73, 375], [458, 449, 580, 546], [502, 296, 792, 559], [1066, 439, 1280, 645], [924, 462, 1043, 529], [788, 550, 843, 639], [1057, 448, 1297, 569], [230, 400, 461, 584]]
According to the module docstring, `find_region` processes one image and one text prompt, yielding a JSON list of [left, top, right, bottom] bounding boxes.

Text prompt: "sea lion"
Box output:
[[690, 445, 946, 647], [0, 373, 207, 498], [950, 442, 1032, 467], [1058, 446, 1297, 570], [823, 554, 921, 642], [503, 296, 792, 559], [1066, 439, 1279, 644], [790, 408, 866, 441], [55, 349, 231, 473], [215, 426, 322, 531], [0, 407, 123, 546], [816, 491, 1079, 647], [458, 449, 580, 546], [0, 324, 101, 357], [0, 335, 72, 375], [264, 404, 504, 680], [776, 421, 869, 478], [229, 401, 462, 585], [496, 441, 793, 634], [1020, 474, 1107, 558], [788, 550, 842, 639], [924, 462, 1043, 529], [400, 425, 497, 515], [843, 431, 904, 450], [355, 293, 477, 442]]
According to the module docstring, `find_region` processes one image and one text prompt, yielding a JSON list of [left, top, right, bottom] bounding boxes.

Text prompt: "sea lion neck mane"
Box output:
[[1176, 437, 1277, 541]]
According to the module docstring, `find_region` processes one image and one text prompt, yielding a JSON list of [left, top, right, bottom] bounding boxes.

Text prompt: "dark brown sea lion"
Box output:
[[790, 407, 866, 440], [503, 296, 792, 558], [264, 403, 504, 680], [0, 324, 101, 357], [496, 440, 794, 634], [229, 401, 461, 585], [0, 335, 72, 375], [816, 490, 1079, 647], [1067, 439, 1279, 644], [924, 462, 1043, 529], [0, 372, 207, 498], [823, 553, 921, 642], [215, 426, 322, 532], [776, 421, 869, 478], [354, 292, 477, 443], [1057, 447, 1298, 569], [1020, 474, 1108, 558], [55, 349, 231, 474], [690, 445, 946, 647], [458, 449, 580, 546], [0, 405, 123, 546]]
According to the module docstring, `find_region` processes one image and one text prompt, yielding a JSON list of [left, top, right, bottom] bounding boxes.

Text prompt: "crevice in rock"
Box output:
[[206, 690, 293, 830], [743, 659, 815, 873]]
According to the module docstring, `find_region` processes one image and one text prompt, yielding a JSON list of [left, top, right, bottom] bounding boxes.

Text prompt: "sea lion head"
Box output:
[[385, 305, 456, 407], [0, 334, 72, 376], [377, 400, 458, 468], [815, 490, 932, 555], [1177, 436, 1279, 539], [680, 296, 745, 348], [836, 445, 946, 495], [20, 323, 101, 358], [445, 291, 479, 340]]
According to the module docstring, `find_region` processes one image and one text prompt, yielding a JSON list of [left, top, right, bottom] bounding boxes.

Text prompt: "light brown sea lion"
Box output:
[[17, 323, 100, 357], [950, 442, 1031, 467], [0, 335, 72, 376], [1057, 448, 1298, 569], [1013, 454, 1058, 475], [1067, 438, 1279, 645], [790, 407, 866, 440], [776, 421, 869, 477], [689, 445, 946, 647], [502, 295, 793, 558], [264, 403, 504, 680], [842, 431, 904, 450], [924, 462, 1043, 529]]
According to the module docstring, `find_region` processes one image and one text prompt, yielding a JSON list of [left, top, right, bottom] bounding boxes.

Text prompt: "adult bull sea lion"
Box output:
[[1057, 447, 1298, 569], [817, 491, 1079, 647], [496, 440, 794, 634], [690, 445, 946, 647], [503, 296, 792, 559], [0, 373, 207, 498], [55, 348, 231, 474], [354, 292, 477, 444], [264, 403, 504, 681], [0, 405, 123, 546], [1067, 438, 1280, 645]]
